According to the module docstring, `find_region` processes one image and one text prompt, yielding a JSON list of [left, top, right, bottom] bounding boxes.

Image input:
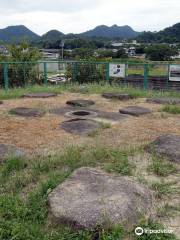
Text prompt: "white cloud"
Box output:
[[0, 0, 179, 35]]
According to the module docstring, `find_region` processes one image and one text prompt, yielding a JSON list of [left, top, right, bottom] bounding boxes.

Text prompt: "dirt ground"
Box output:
[[0, 92, 180, 155]]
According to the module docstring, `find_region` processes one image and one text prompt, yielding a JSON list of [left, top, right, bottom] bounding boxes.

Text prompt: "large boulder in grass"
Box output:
[[48, 167, 154, 230], [22, 92, 57, 98], [66, 99, 95, 107], [147, 97, 180, 105], [0, 144, 24, 162], [146, 135, 180, 163], [102, 93, 134, 101], [120, 106, 152, 116]]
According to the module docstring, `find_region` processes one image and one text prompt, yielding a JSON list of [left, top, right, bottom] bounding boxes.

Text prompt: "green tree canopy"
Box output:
[[145, 44, 178, 61], [8, 41, 41, 62]]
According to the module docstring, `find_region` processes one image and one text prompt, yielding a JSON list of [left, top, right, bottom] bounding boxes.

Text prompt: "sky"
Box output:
[[0, 0, 179, 35]]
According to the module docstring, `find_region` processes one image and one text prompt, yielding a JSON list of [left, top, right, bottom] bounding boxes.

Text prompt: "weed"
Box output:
[[133, 219, 177, 240], [104, 150, 135, 175], [157, 203, 180, 218], [1, 156, 27, 178], [162, 105, 180, 114], [88, 122, 111, 137], [147, 155, 177, 177], [150, 180, 178, 198]]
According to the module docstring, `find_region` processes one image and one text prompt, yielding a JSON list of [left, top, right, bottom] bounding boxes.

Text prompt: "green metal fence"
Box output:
[[0, 60, 179, 91]]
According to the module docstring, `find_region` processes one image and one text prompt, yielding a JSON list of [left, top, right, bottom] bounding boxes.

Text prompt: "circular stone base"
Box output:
[[66, 99, 95, 107], [65, 110, 97, 119], [120, 106, 152, 116], [22, 92, 57, 98], [61, 119, 100, 135], [146, 135, 180, 163], [0, 144, 24, 162], [10, 107, 45, 117], [102, 93, 134, 100], [147, 97, 180, 105]]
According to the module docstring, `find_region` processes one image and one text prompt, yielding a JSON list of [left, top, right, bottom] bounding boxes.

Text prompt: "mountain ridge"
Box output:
[[0, 25, 40, 43], [81, 24, 139, 38], [0, 24, 140, 43], [0, 23, 179, 44]]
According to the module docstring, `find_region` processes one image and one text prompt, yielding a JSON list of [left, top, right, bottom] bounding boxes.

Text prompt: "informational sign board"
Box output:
[[169, 65, 180, 81], [109, 64, 126, 78]]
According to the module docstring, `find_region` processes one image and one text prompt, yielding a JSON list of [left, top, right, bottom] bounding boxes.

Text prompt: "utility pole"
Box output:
[[59, 40, 64, 70], [61, 40, 65, 60]]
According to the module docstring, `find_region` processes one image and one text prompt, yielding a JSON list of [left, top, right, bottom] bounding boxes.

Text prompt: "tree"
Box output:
[[73, 48, 94, 60], [135, 46, 145, 54], [7, 42, 42, 87], [116, 48, 127, 58], [145, 44, 178, 61], [8, 41, 41, 62], [96, 49, 113, 58]]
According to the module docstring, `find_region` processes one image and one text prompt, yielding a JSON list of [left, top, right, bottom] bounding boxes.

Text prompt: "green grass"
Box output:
[[157, 203, 180, 218], [133, 219, 177, 240], [147, 155, 177, 177], [128, 66, 168, 76], [0, 83, 180, 100], [1, 156, 27, 178], [0, 146, 148, 240], [104, 150, 135, 176], [150, 180, 179, 199], [162, 105, 180, 114]]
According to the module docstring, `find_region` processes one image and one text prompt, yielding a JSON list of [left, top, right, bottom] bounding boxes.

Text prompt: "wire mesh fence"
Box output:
[[0, 61, 180, 91]]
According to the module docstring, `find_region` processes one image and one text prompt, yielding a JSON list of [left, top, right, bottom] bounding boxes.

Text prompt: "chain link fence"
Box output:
[[0, 61, 180, 91]]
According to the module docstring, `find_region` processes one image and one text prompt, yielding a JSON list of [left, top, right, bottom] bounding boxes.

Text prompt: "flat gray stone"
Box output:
[[49, 107, 74, 115], [10, 107, 45, 117], [102, 93, 134, 101], [0, 144, 24, 162], [95, 111, 129, 121], [48, 167, 154, 230], [146, 135, 180, 163], [147, 97, 180, 105], [120, 106, 152, 116], [61, 119, 100, 135], [22, 92, 57, 98], [66, 99, 95, 107]]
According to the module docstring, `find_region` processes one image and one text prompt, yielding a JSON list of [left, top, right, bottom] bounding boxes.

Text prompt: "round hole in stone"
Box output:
[[73, 111, 91, 116], [65, 110, 98, 118]]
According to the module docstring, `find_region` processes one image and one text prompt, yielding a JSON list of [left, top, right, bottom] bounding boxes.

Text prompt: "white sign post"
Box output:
[[169, 65, 180, 81], [109, 64, 126, 78]]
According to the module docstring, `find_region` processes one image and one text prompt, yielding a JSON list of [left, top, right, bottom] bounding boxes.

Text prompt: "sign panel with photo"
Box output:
[[109, 64, 126, 78], [169, 65, 180, 81]]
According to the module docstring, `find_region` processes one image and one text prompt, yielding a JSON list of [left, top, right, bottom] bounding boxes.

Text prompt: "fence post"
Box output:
[[106, 62, 110, 84], [125, 63, 128, 86], [23, 63, 27, 87], [3, 63, 9, 91], [167, 64, 170, 90], [72, 62, 78, 83], [144, 64, 149, 90], [43, 62, 48, 86]]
